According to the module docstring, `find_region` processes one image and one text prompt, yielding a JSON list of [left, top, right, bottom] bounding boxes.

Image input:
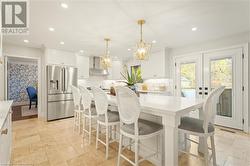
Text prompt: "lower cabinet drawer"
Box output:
[[0, 112, 12, 165]]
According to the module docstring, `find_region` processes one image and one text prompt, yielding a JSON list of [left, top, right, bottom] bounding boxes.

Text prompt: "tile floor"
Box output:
[[11, 118, 250, 166]]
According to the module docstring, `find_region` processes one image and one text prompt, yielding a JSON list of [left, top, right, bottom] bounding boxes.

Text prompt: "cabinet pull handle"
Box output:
[[1, 128, 8, 135]]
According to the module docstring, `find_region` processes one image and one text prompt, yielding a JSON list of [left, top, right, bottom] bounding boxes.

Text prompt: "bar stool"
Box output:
[[71, 85, 82, 134], [178, 86, 225, 166], [79, 86, 97, 144], [91, 87, 120, 159], [115, 86, 163, 166]]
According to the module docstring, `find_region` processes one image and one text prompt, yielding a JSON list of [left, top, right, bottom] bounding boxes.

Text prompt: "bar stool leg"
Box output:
[[96, 123, 99, 149], [211, 135, 217, 166], [106, 125, 109, 159], [117, 134, 123, 166], [204, 136, 209, 166], [89, 117, 92, 144], [135, 139, 139, 166]]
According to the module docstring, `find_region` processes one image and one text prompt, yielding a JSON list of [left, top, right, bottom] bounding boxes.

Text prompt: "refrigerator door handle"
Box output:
[[62, 67, 65, 92]]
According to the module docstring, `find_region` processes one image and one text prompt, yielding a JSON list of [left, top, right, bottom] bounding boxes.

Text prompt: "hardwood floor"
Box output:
[[11, 118, 250, 166]]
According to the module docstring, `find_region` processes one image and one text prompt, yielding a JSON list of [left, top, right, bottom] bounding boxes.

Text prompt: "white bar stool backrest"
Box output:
[[91, 87, 108, 121], [79, 86, 92, 110], [71, 85, 81, 110], [116, 86, 141, 136], [203, 86, 225, 133]]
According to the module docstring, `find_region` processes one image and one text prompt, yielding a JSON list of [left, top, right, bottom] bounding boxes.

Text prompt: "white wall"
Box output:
[[168, 31, 250, 78]]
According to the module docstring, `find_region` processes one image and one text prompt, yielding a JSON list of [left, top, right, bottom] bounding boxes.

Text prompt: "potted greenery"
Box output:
[[120, 66, 142, 92]]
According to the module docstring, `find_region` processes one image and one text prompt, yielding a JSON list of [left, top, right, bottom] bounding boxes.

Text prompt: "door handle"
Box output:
[[198, 92, 202, 95], [204, 87, 208, 90], [204, 92, 208, 95], [199, 87, 202, 90], [1, 128, 8, 135]]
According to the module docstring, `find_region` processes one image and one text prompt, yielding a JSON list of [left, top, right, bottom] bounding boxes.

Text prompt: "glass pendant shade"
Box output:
[[101, 38, 112, 69], [134, 19, 151, 60]]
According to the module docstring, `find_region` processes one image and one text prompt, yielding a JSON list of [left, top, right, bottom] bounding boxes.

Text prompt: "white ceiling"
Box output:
[[3, 0, 250, 60]]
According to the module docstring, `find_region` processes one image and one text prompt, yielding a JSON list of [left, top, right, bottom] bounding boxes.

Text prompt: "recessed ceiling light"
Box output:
[[61, 3, 68, 9], [23, 39, 29, 43], [128, 48, 131, 51], [60, 41, 64, 45], [79, 50, 84, 53], [49, 27, 55, 31], [152, 40, 156, 43], [192, 27, 198, 31]]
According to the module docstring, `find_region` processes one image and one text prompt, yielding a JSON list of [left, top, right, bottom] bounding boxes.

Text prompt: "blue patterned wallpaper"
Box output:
[[8, 62, 38, 103]]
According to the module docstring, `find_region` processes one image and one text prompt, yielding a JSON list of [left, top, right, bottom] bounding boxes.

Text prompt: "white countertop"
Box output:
[[107, 94, 204, 116], [0, 101, 13, 129]]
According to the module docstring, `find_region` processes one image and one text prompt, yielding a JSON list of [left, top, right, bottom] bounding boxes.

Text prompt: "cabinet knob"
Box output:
[[1, 128, 8, 135]]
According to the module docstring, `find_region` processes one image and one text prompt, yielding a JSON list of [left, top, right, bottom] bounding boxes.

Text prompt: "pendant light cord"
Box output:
[[140, 23, 143, 42]]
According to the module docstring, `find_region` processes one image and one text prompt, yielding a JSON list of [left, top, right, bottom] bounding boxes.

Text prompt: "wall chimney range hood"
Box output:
[[89, 56, 109, 76]]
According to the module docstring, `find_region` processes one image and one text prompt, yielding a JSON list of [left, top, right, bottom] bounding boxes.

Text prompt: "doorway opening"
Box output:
[[7, 57, 39, 121]]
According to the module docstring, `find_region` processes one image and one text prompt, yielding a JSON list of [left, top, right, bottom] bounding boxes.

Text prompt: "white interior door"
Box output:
[[203, 48, 243, 129]]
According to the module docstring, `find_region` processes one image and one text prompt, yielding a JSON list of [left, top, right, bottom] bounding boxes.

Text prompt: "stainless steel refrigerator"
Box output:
[[47, 65, 78, 121]]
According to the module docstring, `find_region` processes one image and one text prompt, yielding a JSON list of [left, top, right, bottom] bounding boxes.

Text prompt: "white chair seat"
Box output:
[[98, 111, 119, 122], [121, 119, 163, 136], [179, 116, 215, 133], [83, 107, 97, 116]]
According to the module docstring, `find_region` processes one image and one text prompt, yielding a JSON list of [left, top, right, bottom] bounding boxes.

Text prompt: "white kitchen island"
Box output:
[[106, 94, 204, 166], [0, 101, 13, 165]]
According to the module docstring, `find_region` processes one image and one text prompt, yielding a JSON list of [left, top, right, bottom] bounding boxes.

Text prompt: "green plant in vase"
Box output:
[[121, 66, 142, 91]]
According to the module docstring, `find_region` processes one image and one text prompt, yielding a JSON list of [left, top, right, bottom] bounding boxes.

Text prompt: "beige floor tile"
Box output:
[[11, 118, 250, 166]]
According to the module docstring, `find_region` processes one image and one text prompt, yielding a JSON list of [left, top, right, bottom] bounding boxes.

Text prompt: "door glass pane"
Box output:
[[210, 58, 232, 117], [180, 63, 196, 98]]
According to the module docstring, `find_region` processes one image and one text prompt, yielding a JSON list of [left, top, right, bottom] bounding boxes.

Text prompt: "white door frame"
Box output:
[[4, 54, 42, 119], [173, 43, 249, 132]]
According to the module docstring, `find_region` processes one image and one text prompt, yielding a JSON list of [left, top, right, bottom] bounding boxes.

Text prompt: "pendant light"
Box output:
[[134, 19, 151, 60], [101, 38, 112, 69]]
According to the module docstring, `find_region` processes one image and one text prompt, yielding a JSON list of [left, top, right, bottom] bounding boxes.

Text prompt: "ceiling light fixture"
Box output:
[[24, 39, 29, 43], [60, 41, 64, 45], [61, 3, 68, 8], [134, 19, 151, 60], [152, 40, 156, 44], [49, 27, 55, 31], [79, 50, 84, 53], [128, 48, 131, 51], [192, 27, 197, 31], [101, 38, 112, 69]]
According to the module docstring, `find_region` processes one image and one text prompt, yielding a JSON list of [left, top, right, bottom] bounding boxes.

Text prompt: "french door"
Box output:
[[175, 48, 243, 130]]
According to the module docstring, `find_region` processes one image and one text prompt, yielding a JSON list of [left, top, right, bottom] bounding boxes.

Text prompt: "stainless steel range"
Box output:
[[46, 65, 77, 121]]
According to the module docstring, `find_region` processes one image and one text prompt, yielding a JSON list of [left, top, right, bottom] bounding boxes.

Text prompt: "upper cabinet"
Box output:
[[45, 49, 76, 66], [126, 50, 166, 79], [76, 55, 89, 79], [108, 60, 123, 80], [141, 51, 165, 78]]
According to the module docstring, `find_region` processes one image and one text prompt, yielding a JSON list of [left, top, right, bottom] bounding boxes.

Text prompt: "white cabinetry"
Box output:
[[45, 49, 76, 66], [126, 50, 166, 79], [108, 60, 123, 80], [76, 55, 89, 79], [0, 101, 12, 165], [141, 51, 165, 78]]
